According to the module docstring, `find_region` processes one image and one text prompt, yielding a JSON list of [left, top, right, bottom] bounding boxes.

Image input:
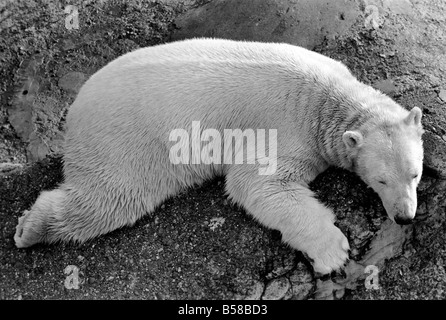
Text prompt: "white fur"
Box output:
[[14, 39, 423, 275]]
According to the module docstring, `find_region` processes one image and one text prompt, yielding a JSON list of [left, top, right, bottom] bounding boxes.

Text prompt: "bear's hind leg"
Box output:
[[15, 181, 156, 248], [14, 162, 211, 248], [225, 165, 350, 275]]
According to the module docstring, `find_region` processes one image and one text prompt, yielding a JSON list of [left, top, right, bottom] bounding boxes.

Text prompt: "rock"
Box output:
[[318, 219, 412, 297], [439, 89, 446, 102], [314, 279, 345, 300], [160, 0, 210, 9], [0, 163, 23, 174], [243, 280, 264, 300], [428, 75, 441, 86], [290, 280, 314, 300], [264, 251, 296, 280], [289, 263, 314, 300], [373, 79, 397, 95], [412, 178, 446, 241], [61, 38, 76, 51], [382, 0, 414, 16], [172, 0, 361, 49], [58, 72, 87, 95], [8, 54, 68, 162], [8, 93, 36, 142], [360, 220, 412, 268], [423, 131, 446, 178], [262, 277, 291, 300], [26, 132, 50, 162], [8, 55, 44, 142], [316, 220, 412, 297]]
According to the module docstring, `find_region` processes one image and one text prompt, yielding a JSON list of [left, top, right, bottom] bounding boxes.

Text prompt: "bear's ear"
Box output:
[[404, 107, 422, 127], [343, 131, 363, 150]]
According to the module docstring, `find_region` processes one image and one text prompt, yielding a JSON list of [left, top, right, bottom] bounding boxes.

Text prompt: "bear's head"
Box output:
[[343, 107, 424, 225]]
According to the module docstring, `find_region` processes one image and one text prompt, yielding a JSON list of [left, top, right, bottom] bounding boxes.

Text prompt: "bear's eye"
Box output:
[[412, 174, 418, 179], [378, 180, 387, 185]]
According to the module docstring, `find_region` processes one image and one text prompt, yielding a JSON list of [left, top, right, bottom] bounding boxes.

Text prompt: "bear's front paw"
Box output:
[[306, 223, 350, 275]]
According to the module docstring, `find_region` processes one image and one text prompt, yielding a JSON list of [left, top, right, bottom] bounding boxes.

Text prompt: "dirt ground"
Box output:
[[1, 0, 446, 300]]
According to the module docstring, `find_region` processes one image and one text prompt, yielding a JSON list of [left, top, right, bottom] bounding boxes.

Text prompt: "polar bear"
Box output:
[[14, 39, 424, 275]]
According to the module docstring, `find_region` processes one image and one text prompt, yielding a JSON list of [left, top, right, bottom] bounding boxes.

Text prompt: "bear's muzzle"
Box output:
[[392, 198, 417, 225], [394, 214, 413, 225]]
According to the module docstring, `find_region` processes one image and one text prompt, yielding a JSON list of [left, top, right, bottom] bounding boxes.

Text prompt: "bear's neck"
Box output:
[[313, 83, 395, 171]]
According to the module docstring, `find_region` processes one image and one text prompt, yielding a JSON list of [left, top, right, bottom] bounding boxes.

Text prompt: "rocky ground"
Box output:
[[0, 0, 445, 300]]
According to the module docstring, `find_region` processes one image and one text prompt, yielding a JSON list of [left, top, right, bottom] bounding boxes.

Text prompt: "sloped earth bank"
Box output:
[[0, 0, 445, 300]]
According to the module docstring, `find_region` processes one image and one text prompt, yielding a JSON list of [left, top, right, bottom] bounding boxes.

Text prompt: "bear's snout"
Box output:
[[391, 198, 416, 225], [394, 214, 413, 225]]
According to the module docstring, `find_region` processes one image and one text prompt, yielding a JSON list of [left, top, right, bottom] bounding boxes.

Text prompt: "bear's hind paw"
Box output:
[[14, 210, 45, 248]]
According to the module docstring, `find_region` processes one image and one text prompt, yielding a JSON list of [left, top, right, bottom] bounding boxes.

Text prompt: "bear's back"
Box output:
[[99, 38, 353, 80], [71, 38, 358, 131]]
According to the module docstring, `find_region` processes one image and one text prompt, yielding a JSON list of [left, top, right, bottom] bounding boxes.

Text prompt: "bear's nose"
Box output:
[[394, 215, 413, 225]]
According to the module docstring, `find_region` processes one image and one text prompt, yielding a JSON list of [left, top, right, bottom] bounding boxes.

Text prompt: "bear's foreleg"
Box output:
[[225, 165, 350, 275]]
